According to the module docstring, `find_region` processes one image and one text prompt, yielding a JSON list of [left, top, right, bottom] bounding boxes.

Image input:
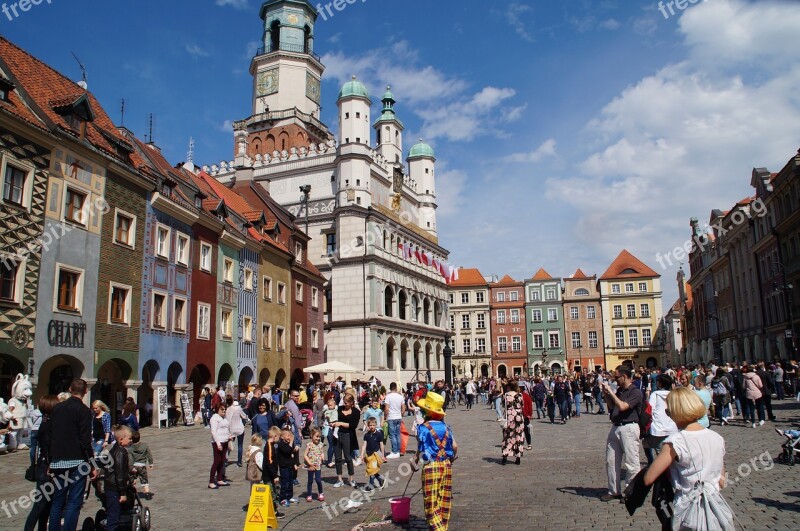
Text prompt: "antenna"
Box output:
[[120, 99, 125, 126], [70, 51, 87, 89]]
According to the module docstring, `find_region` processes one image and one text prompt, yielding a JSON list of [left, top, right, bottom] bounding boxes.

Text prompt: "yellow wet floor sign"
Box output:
[[244, 484, 278, 530]]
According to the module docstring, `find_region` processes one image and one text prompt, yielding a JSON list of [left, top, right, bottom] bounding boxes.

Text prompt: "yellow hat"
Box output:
[[416, 392, 446, 417]]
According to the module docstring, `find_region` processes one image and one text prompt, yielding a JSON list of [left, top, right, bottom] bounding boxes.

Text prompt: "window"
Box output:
[[2, 161, 30, 207], [64, 187, 87, 225], [477, 313, 486, 329], [546, 289, 556, 301], [109, 283, 131, 325], [587, 305, 596, 319], [221, 309, 232, 339], [462, 339, 471, 354], [547, 308, 557, 321], [173, 297, 187, 332], [295, 282, 303, 302], [151, 292, 167, 329], [588, 331, 598, 349], [56, 265, 82, 312], [476, 292, 484, 303], [476, 338, 485, 352], [326, 233, 336, 255], [639, 282, 647, 292], [510, 291, 518, 301], [197, 303, 210, 340], [113, 210, 136, 247], [640, 304, 650, 318], [295, 323, 302, 347], [531, 290, 540, 301], [497, 310, 506, 324], [461, 314, 470, 329], [613, 305, 622, 319], [531, 309, 542, 323], [511, 337, 521, 352], [176, 233, 189, 266], [277, 282, 286, 304], [629, 329, 639, 347], [498, 337, 507, 352], [449, 314, 455, 330], [510, 309, 520, 323], [242, 268, 253, 291], [612, 284, 621, 294], [312, 287, 319, 308], [615, 330, 624, 347], [625, 283, 634, 293], [496, 292, 505, 302], [461, 292, 469, 304], [627, 304, 636, 318], [263, 276, 273, 300], [572, 332, 581, 348], [154, 224, 170, 259], [642, 328, 652, 346], [570, 306, 578, 320], [223, 258, 234, 283], [262, 323, 272, 349], [200, 243, 212, 272], [311, 328, 319, 349], [243, 316, 253, 342], [532, 333, 543, 349], [548, 332, 560, 348]]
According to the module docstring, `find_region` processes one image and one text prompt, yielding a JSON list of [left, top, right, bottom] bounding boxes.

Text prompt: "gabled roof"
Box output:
[[600, 249, 660, 280], [449, 268, 486, 287], [531, 268, 553, 281], [493, 274, 520, 286], [571, 268, 589, 280]]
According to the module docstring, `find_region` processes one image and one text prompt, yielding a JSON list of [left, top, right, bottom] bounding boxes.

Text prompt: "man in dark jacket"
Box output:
[[47, 379, 96, 531], [756, 362, 777, 421]]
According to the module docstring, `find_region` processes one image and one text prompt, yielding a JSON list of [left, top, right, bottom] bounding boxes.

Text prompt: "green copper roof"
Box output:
[[338, 76, 370, 101], [408, 140, 435, 159]]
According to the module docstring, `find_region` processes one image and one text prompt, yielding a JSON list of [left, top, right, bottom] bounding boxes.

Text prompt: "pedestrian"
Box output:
[[47, 379, 96, 531], [303, 427, 325, 501], [128, 431, 154, 500], [23, 395, 58, 531], [332, 393, 360, 488], [414, 391, 457, 531], [600, 366, 643, 502], [208, 403, 232, 489], [383, 382, 405, 458], [103, 425, 133, 531], [243, 433, 264, 511], [521, 384, 534, 451], [359, 418, 387, 491], [500, 381, 524, 465], [644, 387, 732, 530], [742, 365, 765, 428]]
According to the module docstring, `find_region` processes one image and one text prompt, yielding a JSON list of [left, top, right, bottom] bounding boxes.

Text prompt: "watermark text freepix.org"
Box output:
[[1, 0, 53, 22]]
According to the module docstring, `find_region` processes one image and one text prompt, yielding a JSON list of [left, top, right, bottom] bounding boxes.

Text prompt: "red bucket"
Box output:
[[389, 496, 411, 523]]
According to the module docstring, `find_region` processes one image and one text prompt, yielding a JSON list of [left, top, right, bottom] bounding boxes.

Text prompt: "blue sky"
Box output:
[[3, 0, 800, 309]]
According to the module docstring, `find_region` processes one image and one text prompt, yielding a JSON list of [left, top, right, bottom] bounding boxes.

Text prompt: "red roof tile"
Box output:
[[449, 268, 486, 287], [531, 268, 553, 281], [600, 250, 660, 280]]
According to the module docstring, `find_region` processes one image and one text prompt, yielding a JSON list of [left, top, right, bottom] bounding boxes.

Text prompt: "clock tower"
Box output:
[[242, 0, 331, 159]]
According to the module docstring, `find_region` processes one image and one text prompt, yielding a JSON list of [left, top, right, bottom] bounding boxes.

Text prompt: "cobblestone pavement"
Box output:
[[1, 399, 799, 530]]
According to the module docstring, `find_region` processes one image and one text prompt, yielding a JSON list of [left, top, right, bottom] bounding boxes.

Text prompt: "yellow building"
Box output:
[[599, 250, 665, 370]]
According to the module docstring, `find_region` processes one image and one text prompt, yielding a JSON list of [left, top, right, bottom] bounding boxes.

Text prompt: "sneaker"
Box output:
[[349, 480, 357, 488], [280, 500, 290, 507], [306, 496, 312, 502], [318, 494, 325, 502], [386, 453, 400, 459], [275, 512, 286, 519], [759, 420, 765, 426], [333, 481, 344, 488]]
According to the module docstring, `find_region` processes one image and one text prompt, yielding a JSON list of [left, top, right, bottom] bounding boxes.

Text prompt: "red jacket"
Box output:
[[521, 391, 534, 419]]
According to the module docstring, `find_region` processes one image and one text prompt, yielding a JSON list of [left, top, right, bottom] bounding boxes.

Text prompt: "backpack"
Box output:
[[638, 399, 653, 439], [246, 449, 262, 482]]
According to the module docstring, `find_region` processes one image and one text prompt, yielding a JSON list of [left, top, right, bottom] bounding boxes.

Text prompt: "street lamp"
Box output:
[[771, 261, 797, 359], [299, 185, 311, 235], [443, 333, 453, 387]]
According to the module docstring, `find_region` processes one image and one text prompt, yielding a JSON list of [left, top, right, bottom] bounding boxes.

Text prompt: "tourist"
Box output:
[[332, 394, 360, 488], [600, 366, 643, 502], [500, 381, 524, 465], [208, 403, 232, 489]]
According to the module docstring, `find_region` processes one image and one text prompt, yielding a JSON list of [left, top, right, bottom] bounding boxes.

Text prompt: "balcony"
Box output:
[[256, 43, 321, 63]]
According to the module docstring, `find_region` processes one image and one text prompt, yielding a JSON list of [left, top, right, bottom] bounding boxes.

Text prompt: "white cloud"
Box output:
[[507, 139, 557, 163], [506, 3, 534, 42], [216, 0, 249, 10], [186, 44, 210, 58]]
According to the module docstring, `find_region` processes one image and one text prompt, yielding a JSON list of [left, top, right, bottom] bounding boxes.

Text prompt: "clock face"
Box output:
[[256, 69, 279, 97], [306, 73, 320, 103]]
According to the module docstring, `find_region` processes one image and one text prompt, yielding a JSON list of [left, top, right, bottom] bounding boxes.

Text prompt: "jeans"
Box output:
[[105, 489, 121, 531], [573, 394, 581, 417], [387, 419, 401, 454], [49, 466, 89, 531]]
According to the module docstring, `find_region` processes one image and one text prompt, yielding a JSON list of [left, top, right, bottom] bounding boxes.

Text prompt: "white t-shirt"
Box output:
[[665, 429, 725, 499], [648, 390, 678, 437], [385, 392, 404, 421]]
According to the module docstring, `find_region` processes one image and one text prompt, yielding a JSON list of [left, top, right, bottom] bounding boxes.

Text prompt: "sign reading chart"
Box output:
[[244, 485, 278, 530]]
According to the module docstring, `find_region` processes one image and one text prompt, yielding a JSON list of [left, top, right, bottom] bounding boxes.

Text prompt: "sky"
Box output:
[[2, 0, 799, 310]]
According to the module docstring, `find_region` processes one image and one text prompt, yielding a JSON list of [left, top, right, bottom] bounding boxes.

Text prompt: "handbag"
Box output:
[[672, 433, 737, 531]]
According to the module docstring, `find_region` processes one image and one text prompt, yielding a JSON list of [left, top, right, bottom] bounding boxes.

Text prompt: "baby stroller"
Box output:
[[80, 467, 151, 531], [775, 428, 800, 466]]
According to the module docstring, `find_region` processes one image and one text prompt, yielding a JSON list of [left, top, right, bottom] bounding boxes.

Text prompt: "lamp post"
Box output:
[[771, 261, 796, 359], [299, 185, 311, 235], [443, 333, 453, 387]]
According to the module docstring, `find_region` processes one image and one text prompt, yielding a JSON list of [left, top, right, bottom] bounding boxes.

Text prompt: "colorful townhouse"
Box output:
[[525, 269, 566, 376], [563, 269, 605, 373], [489, 275, 526, 378]]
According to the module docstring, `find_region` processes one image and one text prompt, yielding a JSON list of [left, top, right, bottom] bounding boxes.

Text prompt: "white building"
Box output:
[[208, 0, 450, 384]]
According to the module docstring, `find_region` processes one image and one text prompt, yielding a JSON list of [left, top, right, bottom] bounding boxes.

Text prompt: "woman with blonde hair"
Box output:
[[644, 387, 732, 529], [91, 400, 113, 456]]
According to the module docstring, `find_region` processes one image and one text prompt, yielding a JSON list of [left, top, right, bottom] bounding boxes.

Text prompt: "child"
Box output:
[[243, 434, 264, 512], [128, 431, 154, 500], [360, 418, 387, 491], [323, 398, 338, 467], [303, 427, 325, 502], [277, 428, 298, 506], [262, 427, 285, 520], [104, 425, 132, 531]]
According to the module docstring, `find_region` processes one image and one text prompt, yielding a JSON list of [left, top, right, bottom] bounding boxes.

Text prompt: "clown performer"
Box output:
[[412, 392, 458, 531], [8, 374, 33, 451]]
